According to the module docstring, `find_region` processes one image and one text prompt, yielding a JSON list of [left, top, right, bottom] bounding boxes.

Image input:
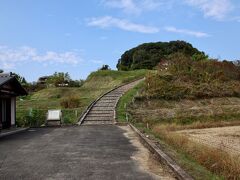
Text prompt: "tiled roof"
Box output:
[[0, 73, 28, 96], [0, 74, 13, 87]]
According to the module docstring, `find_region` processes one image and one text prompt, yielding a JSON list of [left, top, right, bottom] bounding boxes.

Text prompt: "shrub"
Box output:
[[144, 53, 240, 100], [62, 109, 81, 124], [16, 109, 46, 127], [60, 96, 80, 108]]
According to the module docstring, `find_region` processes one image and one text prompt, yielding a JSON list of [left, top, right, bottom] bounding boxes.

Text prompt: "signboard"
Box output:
[[47, 110, 62, 120]]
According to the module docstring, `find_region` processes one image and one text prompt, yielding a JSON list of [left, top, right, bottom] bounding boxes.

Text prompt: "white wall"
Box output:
[[11, 97, 16, 125]]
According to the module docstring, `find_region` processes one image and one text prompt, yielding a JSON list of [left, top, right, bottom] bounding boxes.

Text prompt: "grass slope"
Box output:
[[116, 57, 240, 179], [17, 69, 147, 126], [116, 81, 227, 179]]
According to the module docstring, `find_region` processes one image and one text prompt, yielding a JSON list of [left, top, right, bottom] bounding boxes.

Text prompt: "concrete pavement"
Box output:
[[0, 125, 174, 180]]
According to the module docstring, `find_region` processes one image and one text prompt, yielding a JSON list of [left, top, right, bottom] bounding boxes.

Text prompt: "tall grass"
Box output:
[[145, 53, 240, 100], [116, 81, 144, 122], [152, 126, 240, 179], [16, 108, 83, 127]]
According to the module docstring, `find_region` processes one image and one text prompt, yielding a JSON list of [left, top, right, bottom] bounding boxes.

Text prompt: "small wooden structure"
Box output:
[[0, 73, 28, 130], [46, 110, 62, 126]]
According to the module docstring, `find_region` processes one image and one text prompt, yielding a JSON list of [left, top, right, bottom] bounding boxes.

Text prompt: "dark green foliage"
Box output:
[[16, 109, 80, 127], [99, 64, 110, 70], [62, 109, 80, 124], [68, 79, 84, 87], [16, 109, 46, 127], [47, 72, 70, 86], [117, 41, 207, 71]]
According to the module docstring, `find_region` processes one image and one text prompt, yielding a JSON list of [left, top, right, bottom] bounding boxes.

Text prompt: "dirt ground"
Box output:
[[120, 126, 176, 180], [178, 126, 240, 156]]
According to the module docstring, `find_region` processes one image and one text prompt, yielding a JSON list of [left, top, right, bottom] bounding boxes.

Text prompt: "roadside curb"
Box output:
[[129, 123, 193, 180], [0, 128, 29, 139]]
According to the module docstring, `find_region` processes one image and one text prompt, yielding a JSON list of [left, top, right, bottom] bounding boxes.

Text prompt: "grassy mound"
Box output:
[[17, 69, 147, 126], [116, 54, 240, 179]]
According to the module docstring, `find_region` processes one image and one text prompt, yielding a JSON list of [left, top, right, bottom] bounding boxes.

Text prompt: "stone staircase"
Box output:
[[80, 79, 143, 125]]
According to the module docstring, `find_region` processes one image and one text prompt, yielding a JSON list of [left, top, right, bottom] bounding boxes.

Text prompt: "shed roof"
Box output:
[[0, 76, 12, 86], [0, 73, 28, 96]]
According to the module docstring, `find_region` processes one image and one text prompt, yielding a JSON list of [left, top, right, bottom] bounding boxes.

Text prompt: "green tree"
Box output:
[[12, 73, 28, 85], [47, 72, 71, 87], [117, 41, 207, 71], [100, 65, 110, 70]]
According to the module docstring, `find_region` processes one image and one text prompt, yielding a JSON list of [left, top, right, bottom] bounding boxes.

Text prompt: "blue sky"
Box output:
[[0, 0, 240, 82]]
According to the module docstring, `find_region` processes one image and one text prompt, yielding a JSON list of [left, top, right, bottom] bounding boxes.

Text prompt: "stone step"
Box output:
[[100, 98, 119, 101], [107, 91, 124, 95], [88, 111, 114, 115], [107, 93, 123, 96], [84, 116, 113, 121], [93, 103, 116, 107], [89, 110, 113, 113], [82, 121, 113, 125], [97, 100, 117, 103], [104, 95, 120, 98], [100, 96, 119, 100], [81, 79, 143, 125], [86, 114, 113, 117], [91, 107, 114, 111]]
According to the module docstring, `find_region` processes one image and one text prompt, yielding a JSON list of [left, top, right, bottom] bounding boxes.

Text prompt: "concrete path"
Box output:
[[0, 125, 175, 180]]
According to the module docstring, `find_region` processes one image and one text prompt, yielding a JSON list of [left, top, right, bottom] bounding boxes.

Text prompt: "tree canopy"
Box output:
[[12, 73, 28, 85], [116, 40, 207, 71], [99, 65, 110, 70]]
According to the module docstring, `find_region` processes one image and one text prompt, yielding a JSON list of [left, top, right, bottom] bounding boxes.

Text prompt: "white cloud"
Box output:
[[87, 16, 159, 33], [185, 0, 234, 20], [102, 0, 162, 15], [0, 46, 82, 70], [165, 26, 209, 38]]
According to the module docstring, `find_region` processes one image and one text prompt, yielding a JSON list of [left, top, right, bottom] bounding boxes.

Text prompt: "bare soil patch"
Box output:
[[178, 126, 240, 156], [120, 125, 176, 180]]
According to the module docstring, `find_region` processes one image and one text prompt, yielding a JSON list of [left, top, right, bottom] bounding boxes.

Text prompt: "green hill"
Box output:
[[117, 40, 207, 71], [116, 54, 240, 179], [16, 69, 147, 126]]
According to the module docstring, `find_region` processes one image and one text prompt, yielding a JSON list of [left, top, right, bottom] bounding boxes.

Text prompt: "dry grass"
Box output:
[[153, 120, 240, 131], [125, 95, 240, 179], [152, 126, 240, 179]]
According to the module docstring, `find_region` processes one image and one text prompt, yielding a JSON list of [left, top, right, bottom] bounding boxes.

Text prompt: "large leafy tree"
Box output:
[[117, 41, 207, 71], [99, 65, 110, 70], [12, 73, 28, 85], [47, 72, 71, 86]]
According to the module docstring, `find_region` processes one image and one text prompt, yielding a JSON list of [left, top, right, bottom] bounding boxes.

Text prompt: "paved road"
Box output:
[[0, 126, 174, 180]]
